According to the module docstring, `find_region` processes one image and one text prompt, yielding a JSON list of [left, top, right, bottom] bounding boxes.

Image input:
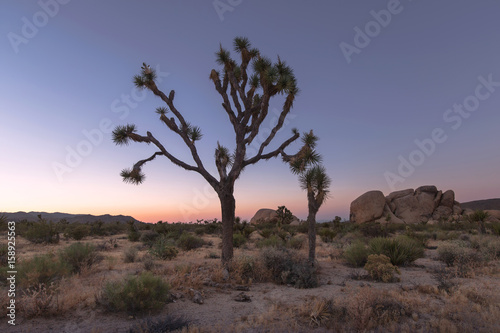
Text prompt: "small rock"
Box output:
[[189, 289, 203, 304], [222, 269, 230, 281], [412, 312, 419, 321], [234, 292, 251, 302]]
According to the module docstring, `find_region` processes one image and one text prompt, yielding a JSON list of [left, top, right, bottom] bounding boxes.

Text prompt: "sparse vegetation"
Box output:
[[260, 247, 318, 288], [4, 216, 500, 331], [364, 254, 400, 282], [149, 235, 178, 260], [59, 242, 101, 274], [176, 232, 205, 251], [99, 272, 170, 314], [343, 240, 368, 267]]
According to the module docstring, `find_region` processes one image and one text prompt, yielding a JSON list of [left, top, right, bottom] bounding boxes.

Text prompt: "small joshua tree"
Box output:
[[276, 205, 293, 229], [112, 37, 304, 265], [283, 131, 331, 265]]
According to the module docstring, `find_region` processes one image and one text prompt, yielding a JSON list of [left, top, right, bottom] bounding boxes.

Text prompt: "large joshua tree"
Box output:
[[284, 131, 331, 264], [112, 37, 304, 265]]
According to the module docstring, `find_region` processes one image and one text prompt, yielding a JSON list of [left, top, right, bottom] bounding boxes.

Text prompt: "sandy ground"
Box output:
[[1, 235, 499, 333]]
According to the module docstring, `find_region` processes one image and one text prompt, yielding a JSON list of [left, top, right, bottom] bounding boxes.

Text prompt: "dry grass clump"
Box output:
[[297, 288, 411, 332], [98, 272, 170, 315], [364, 254, 400, 282]]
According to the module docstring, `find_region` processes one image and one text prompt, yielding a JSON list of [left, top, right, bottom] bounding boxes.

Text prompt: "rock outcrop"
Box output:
[[250, 208, 300, 225], [350, 186, 463, 224]]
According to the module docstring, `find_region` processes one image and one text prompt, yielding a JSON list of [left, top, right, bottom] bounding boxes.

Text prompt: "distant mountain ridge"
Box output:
[[460, 199, 500, 211], [3, 211, 142, 224]]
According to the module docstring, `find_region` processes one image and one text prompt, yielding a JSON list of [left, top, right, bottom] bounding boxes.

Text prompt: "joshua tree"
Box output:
[[284, 131, 331, 264], [112, 37, 303, 265]]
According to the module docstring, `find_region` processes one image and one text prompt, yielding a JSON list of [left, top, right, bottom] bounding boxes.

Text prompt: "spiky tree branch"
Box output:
[[113, 37, 303, 265]]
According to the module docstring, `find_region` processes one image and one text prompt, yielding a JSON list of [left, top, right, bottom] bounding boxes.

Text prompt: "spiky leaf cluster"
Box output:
[[133, 63, 157, 89], [112, 124, 137, 145], [121, 168, 145, 185]]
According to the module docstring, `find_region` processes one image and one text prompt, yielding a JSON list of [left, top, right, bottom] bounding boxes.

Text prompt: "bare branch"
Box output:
[[243, 131, 300, 167]]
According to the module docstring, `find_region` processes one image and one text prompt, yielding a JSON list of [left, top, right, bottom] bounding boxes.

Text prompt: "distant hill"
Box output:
[[461, 199, 500, 211], [3, 211, 142, 224]]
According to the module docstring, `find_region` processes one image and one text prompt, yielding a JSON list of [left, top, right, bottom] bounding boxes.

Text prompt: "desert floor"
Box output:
[[1, 229, 500, 333]]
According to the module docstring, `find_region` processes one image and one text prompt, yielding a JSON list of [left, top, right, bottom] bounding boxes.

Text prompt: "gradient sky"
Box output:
[[1, 0, 499, 223]]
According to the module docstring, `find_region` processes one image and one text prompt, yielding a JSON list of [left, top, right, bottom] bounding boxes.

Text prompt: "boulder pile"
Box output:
[[350, 185, 463, 224]]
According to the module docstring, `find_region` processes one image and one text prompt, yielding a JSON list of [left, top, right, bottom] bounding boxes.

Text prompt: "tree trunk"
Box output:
[[219, 190, 235, 267], [307, 210, 317, 265]]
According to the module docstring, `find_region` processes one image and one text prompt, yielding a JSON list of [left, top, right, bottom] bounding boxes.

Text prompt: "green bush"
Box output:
[[124, 247, 138, 263], [0, 244, 7, 266], [343, 240, 368, 267], [368, 236, 424, 266], [260, 247, 317, 288], [318, 228, 337, 243], [490, 222, 500, 236], [296, 222, 309, 234], [100, 272, 170, 314], [364, 254, 400, 282], [149, 235, 178, 260], [59, 242, 100, 274], [257, 235, 285, 248], [233, 233, 247, 248], [176, 232, 205, 251], [287, 236, 305, 249], [23, 221, 59, 244], [437, 241, 483, 277], [64, 224, 91, 240], [140, 230, 160, 247], [18, 254, 70, 287]]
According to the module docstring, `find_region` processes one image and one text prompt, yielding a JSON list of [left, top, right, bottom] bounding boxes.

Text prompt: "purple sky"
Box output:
[[1, 0, 499, 223]]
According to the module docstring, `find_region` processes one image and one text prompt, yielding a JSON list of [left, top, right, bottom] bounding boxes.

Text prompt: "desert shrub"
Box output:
[[128, 316, 190, 333], [491, 222, 500, 236], [258, 227, 274, 239], [0, 244, 7, 266], [149, 235, 178, 260], [231, 255, 265, 284], [287, 236, 305, 249], [59, 242, 100, 274], [318, 228, 337, 243], [176, 232, 204, 251], [343, 240, 368, 267], [100, 272, 170, 314], [437, 241, 483, 277], [64, 224, 90, 240], [470, 235, 500, 261], [23, 221, 59, 244], [20, 283, 59, 318], [128, 230, 141, 242], [124, 247, 138, 263], [142, 255, 156, 271], [364, 254, 400, 282], [296, 222, 309, 234], [140, 230, 160, 247], [368, 236, 424, 266], [257, 235, 284, 248], [260, 247, 317, 288], [232, 232, 247, 248], [359, 223, 387, 238], [18, 254, 70, 288]]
